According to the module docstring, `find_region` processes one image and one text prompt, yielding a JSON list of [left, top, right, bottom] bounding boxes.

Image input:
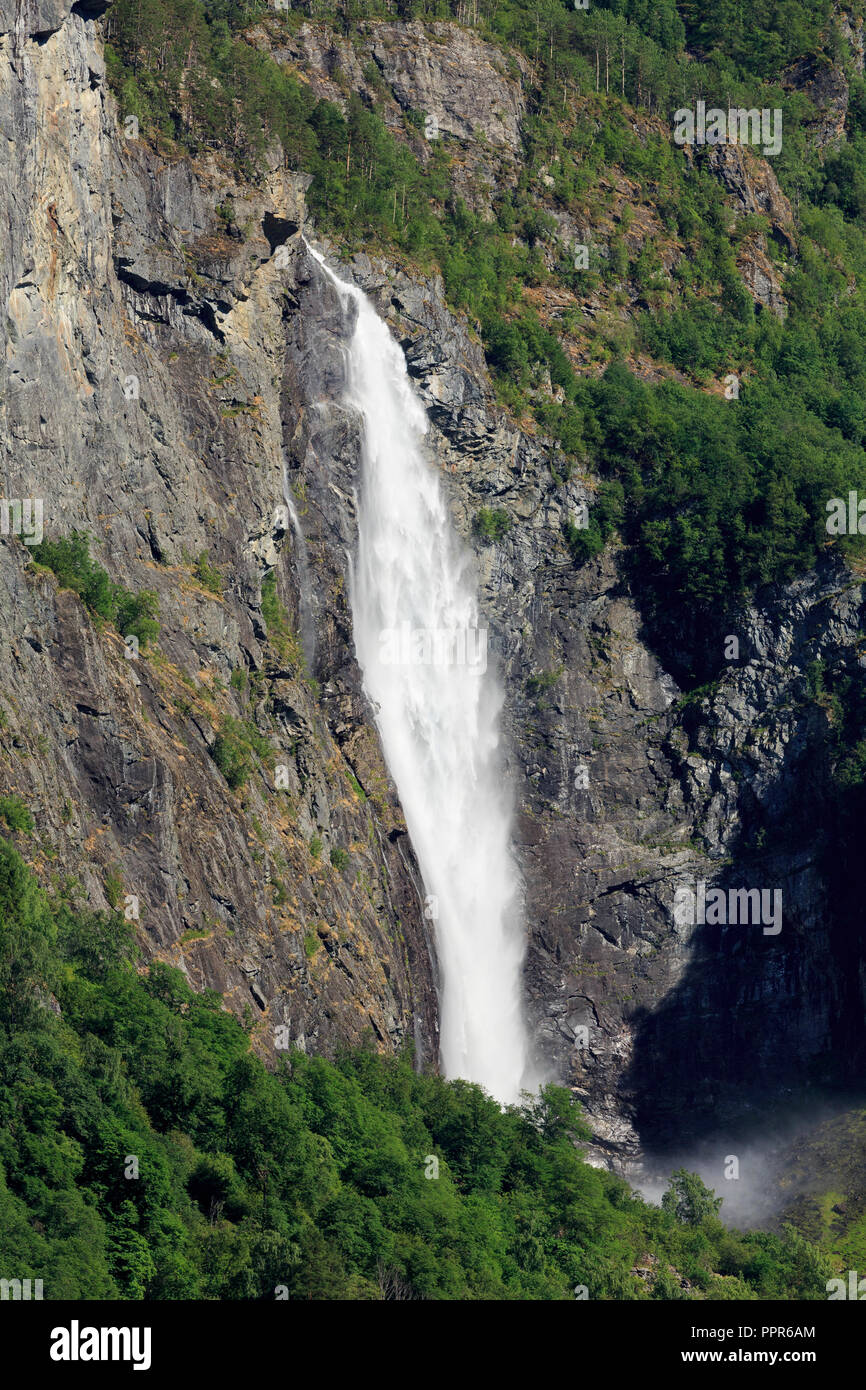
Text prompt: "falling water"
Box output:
[[306, 242, 536, 1103]]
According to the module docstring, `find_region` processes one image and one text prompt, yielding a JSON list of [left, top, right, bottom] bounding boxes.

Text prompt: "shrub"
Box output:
[[209, 715, 271, 790], [563, 482, 624, 565], [473, 508, 512, 543], [193, 551, 223, 595], [261, 573, 304, 669], [104, 870, 124, 910], [31, 531, 160, 649], [115, 589, 160, 648], [31, 531, 115, 618], [526, 666, 564, 698], [0, 796, 33, 834], [347, 771, 366, 801], [210, 729, 251, 790]]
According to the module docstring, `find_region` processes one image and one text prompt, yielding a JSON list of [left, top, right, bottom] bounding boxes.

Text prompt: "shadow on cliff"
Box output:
[[624, 666, 866, 1155]]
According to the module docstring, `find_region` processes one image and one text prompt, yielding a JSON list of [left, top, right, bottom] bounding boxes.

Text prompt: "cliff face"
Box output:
[[3, 1, 866, 1162], [0, 0, 437, 1068]]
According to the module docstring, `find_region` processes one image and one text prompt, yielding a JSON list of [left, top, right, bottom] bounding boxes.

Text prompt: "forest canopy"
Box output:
[[0, 839, 834, 1299]]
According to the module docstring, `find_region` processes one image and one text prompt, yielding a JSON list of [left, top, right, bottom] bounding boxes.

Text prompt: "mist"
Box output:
[[622, 1092, 866, 1229]]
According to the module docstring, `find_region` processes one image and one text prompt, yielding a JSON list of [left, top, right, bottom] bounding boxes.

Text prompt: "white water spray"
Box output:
[[306, 243, 536, 1103]]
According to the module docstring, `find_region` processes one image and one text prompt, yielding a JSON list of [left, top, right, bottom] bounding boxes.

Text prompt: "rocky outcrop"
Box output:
[[263, 19, 527, 153], [365, 20, 528, 152], [257, 17, 527, 214], [692, 144, 796, 319], [838, 10, 866, 75], [781, 9, 866, 150], [783, 53, 850, 149]]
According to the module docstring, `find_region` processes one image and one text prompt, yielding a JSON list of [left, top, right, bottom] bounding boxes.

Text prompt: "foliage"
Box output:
[[564, 482, 624, 563], [662, 1168, 723, 1226], [261, 573, 304, 670], [210, 716, 273, 789], [193, 550, 223, 595], [31, 532, 160, 649], [473, 507, 512, 543], [0, 840, 836, 1300], [0, 798, 33, 836], [527, 665, 564, 697]]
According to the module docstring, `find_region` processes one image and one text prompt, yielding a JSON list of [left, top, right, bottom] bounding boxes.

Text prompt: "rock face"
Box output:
[[365, 20, 527, 152], [784, 54, 850, 149], [3, 2, 866, 1166], [0, 0, 438, 1068], [696, 145, 795, 319], [262, 18, 527, 152], [257, 18, 526, 214], [783, 11, 866, 149]]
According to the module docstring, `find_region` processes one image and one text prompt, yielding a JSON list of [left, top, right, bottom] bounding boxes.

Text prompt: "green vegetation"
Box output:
[[564, 482, 624, 564], [347, 771, 367, 801], [210, 716, 273, 790], [260, 573, 304, 670], [31, 531, 160, 649], [574, 363, 866, 635], [663, 1168, 724, 1226], [0, 838, 838, 1298], [473, 507, 512, 543], [329, 847, 350, 871], [309, 834, 323, 859], [773, 1109, 866, 1273], [103, 870, 125, 911], [527, 665, 564, 698], [193, 550, 223, 595], [0, 797, 33, 835]]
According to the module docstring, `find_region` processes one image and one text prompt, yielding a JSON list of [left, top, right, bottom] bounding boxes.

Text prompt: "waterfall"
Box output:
[[306, 243, 536, 1104]]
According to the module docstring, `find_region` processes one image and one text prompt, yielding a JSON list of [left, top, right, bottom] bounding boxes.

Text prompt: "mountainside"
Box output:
[[3, 0, 866, 1301]]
